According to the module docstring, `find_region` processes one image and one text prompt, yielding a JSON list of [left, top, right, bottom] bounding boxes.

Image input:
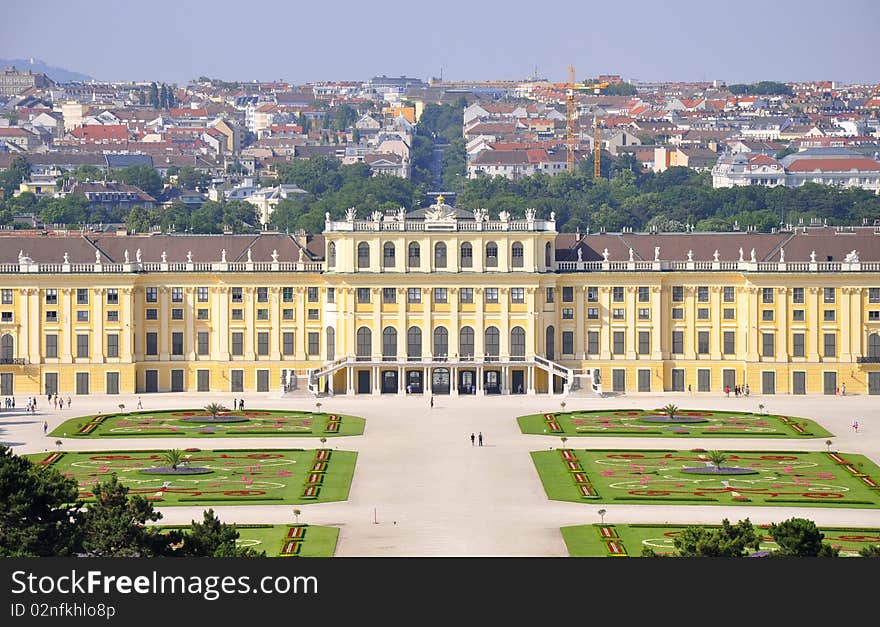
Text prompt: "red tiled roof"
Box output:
[[70, 124, 130, 141], [786, 158, 880, 172]]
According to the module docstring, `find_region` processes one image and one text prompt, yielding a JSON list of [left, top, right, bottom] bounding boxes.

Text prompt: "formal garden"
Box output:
[[27, 448, 357, 506], [518, 404, 831, 438], [561, 522, 880, 557], [50, 404, 365, 438], [531, 448, 880, 507], [154, 523, 339, 557]]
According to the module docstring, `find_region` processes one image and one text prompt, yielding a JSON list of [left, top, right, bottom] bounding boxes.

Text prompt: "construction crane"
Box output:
[[561, 65, 609, 172]]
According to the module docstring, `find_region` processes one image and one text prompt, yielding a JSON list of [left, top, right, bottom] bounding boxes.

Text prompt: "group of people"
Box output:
[[469, 432, 484, 446], [231, 398, 245, 411], [46, 393, 72, 410], [3, 397, 15, 409], [724, 384, 750, 398]]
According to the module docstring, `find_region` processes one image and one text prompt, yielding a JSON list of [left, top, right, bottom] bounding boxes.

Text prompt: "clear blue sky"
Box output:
[[3, 0, 879, 85]]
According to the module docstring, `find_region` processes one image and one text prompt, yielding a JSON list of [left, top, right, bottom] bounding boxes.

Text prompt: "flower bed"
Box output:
[[315, 449, 331, 462], [598, 526, 617, 539], [36, 452, 63, 466], [606, 540, 627, 556], [301, 485, 320, 499]]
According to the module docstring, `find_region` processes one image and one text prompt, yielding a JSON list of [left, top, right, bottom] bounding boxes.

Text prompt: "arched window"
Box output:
[[328, 242, 336, 268], [383, 242, 396, 268], [544, 242, 552, 268], [434, 242, 447, 268], [485, 326, 500, 359], [408, 242, 420, 267], [511, 326, 526, 360], [357, 242, 370, 269], [326, 327, 335, 361], [485, 242, 498, 268], [459, 326, 474, 358], [869, 333, 880, 358], [407, 326, 422, 360], [511, 242, 524, 268], [382, 327, 397, 359], [545, 326, 555, 361], [460, 242, 473, 268], [0, 334, 12, 361], [433, 326, 448, 358], [356, 327, 372, 359]]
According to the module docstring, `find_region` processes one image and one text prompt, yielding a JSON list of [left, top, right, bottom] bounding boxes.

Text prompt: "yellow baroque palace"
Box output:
[[1, 200, 879, 398]]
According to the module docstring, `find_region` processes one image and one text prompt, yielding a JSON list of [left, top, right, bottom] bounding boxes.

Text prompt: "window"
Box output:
[[408, 242, 420, 267], [511, 288, 524, 304], [723, 331, 735, 355], [824, 333, 836, 358], [612, 331, 625, 355], [328, 242, 336, 268], [357, 288, 371, 304], [562, 287, 574, 303], [697, 331, 710, 355], [793, 309, 805, 322], [587, 307, 599, 319], [672, 330, 684, 354], [793, 287, 804, 304], [612, 287, 624, 303], [762, 309, 774, 322], [170, 287, 182, 303], [638, 308, 650, 320], [870, 311, 880, 321], [434, 243, 447, 268], [434, 327, 449, 357], [257, 332, 269, 356], [357, 242, 370, 268], [762, 332, 775, 357], [327, 288, 335, 304], [383, 288, 397, 304], [282, 332, 295, 355], [485, 242, 498, 267], [197, 331, 209, 355], [106, 334, 119, 358], [0, 312, 11, 323], [407, 288, 421, 304], [0, 289, 12, 305], [869, 288, 880, 304], [823, 310, 835, 322], [307, 309, 319, 320], [257, 308, 269, 320], [307, 287, 318, 303], [723, 308, 735, 320], [672, 286, 684, 303], [460, 243, 472, 268], [231, 308, 243, 321], [510, 327, 525, 359], [172, 332, 184, 356], [562, 331, 574, 355], [562, 308, 574, 320], [434, 288, 448, 304], [256, 287, 268, 303], [383, 242, 396, 267], [671, 308, 684, 320], [485, 288, 499, 304], [45, 289, 57, 305], [231, 332, 243, 356], [382, 327, 397, 359], [45, 311, 58, 323], [198, 308, 209, 320], [77, 310, 89, 323], [638, 331, 650, 355], [326, 327, 335, 360], [638, 286, 649, 303], [172, 308, 184, 320], [698, 308, 710, 320], [146, 287, 158, 303], [612, 308, 625, 320], [232, 287, 243, 303], [587, 331, 599, 355], [282, 287, 294, 303], [697, 286, 709, 303], [282, 308, 293, 320], [197, 287, 209, 302], [460, 326, 474, 357], [75, 334, 89, 358], [723, 286, 735, 303], [146, 308, 158, 320], [511, 242, 523, 268], [823, 287, 835, 304], [107, 310, 119, 322], [485, 327, 500, 358], [76, 288, 89, 305], [762, 288, 774, 304], [587, 287, 598, 302], [792, 333, 805, 357], [45, 334, 58, 358], [546, 287, 554, 304], [407, 327, 422, 359], [460, 288, 473, 304], [308, 332, 320, 356], [146, 332, 158, 356]]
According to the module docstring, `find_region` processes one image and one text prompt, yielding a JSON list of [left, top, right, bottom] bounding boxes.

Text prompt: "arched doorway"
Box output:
[[432, 368, 450, 394]]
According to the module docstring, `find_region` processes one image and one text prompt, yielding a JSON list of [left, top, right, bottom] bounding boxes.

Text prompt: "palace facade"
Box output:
[[1, 200, 879, 398]]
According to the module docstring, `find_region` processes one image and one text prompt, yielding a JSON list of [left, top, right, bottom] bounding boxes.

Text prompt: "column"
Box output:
[[295, 287, 307, 361], [61, 288, 72, 362], [372, 366, 379, 395], [807, 287, 820, 360], [372, 287, 381, 361], [777, 287, 788, 362], [850, 288, 863, 360], [651, 286, 663, 360], [575, 285, 585, 359], [475, 287, 485, 356], [500, 287, 510, 360], [599, 287, 611, 359], [423, 287, 433, 359], [186, 287, 197, 360], [685, 286, 696, 360], [449, 287, 460, 359], [214, 287, 229, 359], [746, 287, 759, 361], [346, 367, 354, 394], [398, 366, 404, 395], [244, 287, 255, 360], [397, 287, 407, 360], [345, 288, 355, 360], [159, 287, 169, 359], [477, 365, 484, 395], [451, 367, 457, 393], [840, 287, 852, 362], [527, 366, 535, 395], [19, 289, 30, 363], [710, 286, 722, 360], [424, 366, 430, 394], [92, 287, 104, 362], [128, 287, 139, 361], [626, 286, 637, 359]]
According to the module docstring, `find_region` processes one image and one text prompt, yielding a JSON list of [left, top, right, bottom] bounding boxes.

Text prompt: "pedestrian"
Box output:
[[836, 386, 840, 396], [478, 432, 483, 446], [470, 433, 475, 446], [744, 384, 750, 397], [43, 420, 48, 435], [240, 398, 245, 411], [842, 383, 846, 396], [137, 396, 143, 409], [232, 398, 237, 411], [430, 395, 434, 408], [725, 385, 730, 398], [66, 395, 71, 408], [853, 420, 859, 432]]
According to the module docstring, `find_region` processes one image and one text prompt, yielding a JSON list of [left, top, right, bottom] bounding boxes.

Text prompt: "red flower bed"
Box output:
[[301, 485, 320, 499], [606, 541, 626, 556], [287, 526, 306, 539], [560, 449, 577, 462], [599, 526, 617, 538], [314, 449, 331, 462], [579, 484, 596, 497], [281, 541, 302, 555]]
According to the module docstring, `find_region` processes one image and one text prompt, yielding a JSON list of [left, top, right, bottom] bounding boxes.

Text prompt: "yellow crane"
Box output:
[[561, 65, 609, 173]]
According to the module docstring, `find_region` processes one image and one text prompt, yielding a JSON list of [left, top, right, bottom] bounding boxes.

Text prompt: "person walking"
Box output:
[[430, 395, 434, 408], [470, 433, 475, 446], [240, 398, 245, 411], [744, 384, 750, 397], [66, 395, 71, 408], [478, 432, 483, 447], [43, 420, 48, 435], [841, 383, 846, 396], [137, 396, 143, 410]]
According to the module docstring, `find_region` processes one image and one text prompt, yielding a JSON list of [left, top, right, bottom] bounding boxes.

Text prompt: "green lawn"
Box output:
[[50, 409, 365, 438], [28, 448, 357, 506], [531, 448, 880, 507], [158, 524, 339, 557], [562, 523, 880, 557], [518, 409, 832, 438]]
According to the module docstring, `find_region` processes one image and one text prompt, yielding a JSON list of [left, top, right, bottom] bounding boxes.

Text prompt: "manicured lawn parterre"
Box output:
[[518, 409, 832, 438], [50, 409, 365, 438], [27, 448, 357, 506], [561, 523, 880, 557], [158, 524, 339, 557], [531, 448, 880, 507]]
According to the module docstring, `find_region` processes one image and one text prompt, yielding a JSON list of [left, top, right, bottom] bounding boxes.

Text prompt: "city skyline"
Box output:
[[2, 0, 880, 86]]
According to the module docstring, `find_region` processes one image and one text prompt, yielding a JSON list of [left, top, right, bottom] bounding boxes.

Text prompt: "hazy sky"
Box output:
[[3, 0, 879, 85]]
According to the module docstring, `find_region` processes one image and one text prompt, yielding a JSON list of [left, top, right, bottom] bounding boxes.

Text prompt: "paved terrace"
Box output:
[[3, 392, 879, 556]]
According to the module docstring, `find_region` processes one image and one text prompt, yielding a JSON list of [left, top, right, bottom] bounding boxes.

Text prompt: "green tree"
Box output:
[[161, 449, 184, 470], [180, 509, 264, 557], [0, 156, 31, 198], [673, 519, 762, 557], [117, 165, 163, 199], [707, 450, 728, 471], [125, 205, 153, 233], [661, 404, 678, 420], [149, 82, 159, 108], [768, 518, 839, 557], [177, 166, 210, 190], [204, 402, 225, 418], [859, 544, 880, 557]]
